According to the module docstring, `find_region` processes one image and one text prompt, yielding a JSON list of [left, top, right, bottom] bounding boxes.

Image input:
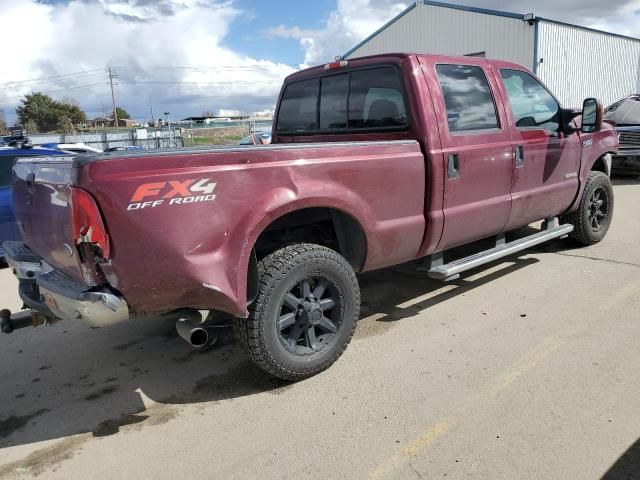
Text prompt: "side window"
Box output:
[[435, 64, 500, 133], [320, 74, 348, 130], [276, 78, 319, 133], [500, 69, 560, 133]]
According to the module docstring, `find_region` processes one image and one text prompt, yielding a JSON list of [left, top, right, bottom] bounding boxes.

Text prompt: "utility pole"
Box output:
[[106, 67, 119, 129]]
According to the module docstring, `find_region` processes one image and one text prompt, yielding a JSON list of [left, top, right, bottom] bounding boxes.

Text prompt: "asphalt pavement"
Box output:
[[0, 178, 638, 479]]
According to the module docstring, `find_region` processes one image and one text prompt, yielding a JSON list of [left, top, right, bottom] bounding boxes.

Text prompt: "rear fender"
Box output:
[[226, 181, 375, 316]]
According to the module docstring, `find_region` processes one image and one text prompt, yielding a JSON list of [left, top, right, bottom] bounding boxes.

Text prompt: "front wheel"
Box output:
[[235, 244, 360, 381], [564, 171, 614, 245]]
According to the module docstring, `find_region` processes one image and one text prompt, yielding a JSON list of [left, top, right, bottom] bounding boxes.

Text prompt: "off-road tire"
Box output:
[[235, 244, 360, 381], [564, 171, 614, 245]]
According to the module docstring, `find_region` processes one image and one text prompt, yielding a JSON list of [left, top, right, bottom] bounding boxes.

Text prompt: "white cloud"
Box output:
[[0, 0, 296, 124], [269, 0, 409, 66]]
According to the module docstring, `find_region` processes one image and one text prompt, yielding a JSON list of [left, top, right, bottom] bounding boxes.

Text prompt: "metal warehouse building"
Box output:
[[343, 0, 640, 108]]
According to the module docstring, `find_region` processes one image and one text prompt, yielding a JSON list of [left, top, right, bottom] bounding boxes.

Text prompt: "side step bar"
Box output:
[[428, 219, 574, 281]]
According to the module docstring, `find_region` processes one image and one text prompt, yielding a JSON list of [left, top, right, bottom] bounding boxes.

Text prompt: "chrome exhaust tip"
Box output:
[[175, 318, 209, 348]]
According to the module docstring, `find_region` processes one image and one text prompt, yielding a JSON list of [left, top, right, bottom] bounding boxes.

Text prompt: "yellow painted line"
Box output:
[[601, 278, 640, 311], [485, 332, 570, 398], [367, 269, 636, 478], [369, 420, 455, 480], [368, 325, 580, 479]]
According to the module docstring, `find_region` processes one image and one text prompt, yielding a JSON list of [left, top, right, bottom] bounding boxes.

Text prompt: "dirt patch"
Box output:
[[0, 434, 88, 478], [0, 409, 50, 440], [84, 386, 119, 401], [92, 414, 148, 438], [112, 339, 143, 352], [92, 405, 178, 438], [180, 363, 292, 403], [140, 405, 179, 427], [355, 313, 396, 339]]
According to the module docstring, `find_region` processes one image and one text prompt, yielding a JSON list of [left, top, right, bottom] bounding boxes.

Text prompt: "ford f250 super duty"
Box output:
[[3, 54, 618, 380]]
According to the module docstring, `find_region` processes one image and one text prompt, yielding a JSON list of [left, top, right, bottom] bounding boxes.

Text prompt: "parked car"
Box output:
[[605, 94, 640, 175], [3, 53, 618, 380], [0, 144, 70, 265], [105, 146, 145, 152], [239, 132, 272, 145], [41, 143, 103, 154]]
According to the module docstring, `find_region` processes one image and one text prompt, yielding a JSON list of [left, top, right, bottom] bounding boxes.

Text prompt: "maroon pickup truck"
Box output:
[[3, 53, 618, 380]]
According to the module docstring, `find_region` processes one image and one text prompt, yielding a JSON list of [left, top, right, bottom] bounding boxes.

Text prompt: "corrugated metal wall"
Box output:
[[537, 21, 640, 108], [346, 4, 535, 70]]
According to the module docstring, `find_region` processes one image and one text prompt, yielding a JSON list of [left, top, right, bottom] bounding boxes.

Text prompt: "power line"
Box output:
[[118, 80, 282, 85], [0, 83, 106, 104], [0, 69, 104, 88], [110, 64, 298, 71]]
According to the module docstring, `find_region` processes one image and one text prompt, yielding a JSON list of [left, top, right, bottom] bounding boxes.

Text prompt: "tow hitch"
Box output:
[[1, 309, 55, 334]]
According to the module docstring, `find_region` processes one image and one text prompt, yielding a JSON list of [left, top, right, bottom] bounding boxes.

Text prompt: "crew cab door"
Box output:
[[495, 67, 582, 229], [421, 58, 513, 250]]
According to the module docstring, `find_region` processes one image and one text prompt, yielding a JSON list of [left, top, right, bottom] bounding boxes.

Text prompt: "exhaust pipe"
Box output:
[[175, 318, 210, 348]]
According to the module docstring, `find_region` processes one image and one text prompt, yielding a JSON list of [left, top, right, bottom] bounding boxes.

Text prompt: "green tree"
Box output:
[[16, 92, 86, 132], [110, 107, 131, 120], [0, 111, 8, 135]]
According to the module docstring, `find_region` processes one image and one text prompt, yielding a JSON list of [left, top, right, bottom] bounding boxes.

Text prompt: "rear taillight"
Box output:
[[70, 187, 110, 260]]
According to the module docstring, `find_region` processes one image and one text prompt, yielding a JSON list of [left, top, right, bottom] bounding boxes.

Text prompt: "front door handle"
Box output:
[[514, 145, 525, 168], [447, 153, 460, 179]]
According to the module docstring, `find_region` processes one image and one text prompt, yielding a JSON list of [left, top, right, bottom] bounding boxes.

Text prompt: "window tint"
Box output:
[[500, 69, 560, 132], [320, 74, 348, 129], [436, 64, 499, 132], [276, 67, 408, 133], [348, 68, 407, 128], [276, 78, 319, 132], [0, 157, 16, 188]]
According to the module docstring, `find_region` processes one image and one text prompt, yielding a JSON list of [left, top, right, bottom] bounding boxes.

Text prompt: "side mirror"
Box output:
[[581, 98, 603, 133]]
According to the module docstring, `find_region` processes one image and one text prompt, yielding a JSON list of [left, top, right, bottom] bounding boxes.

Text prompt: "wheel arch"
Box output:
[[246, 206, 368, 304]]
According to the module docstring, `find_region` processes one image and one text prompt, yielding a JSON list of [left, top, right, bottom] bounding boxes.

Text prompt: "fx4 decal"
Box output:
[[127, 179, 216, 211]]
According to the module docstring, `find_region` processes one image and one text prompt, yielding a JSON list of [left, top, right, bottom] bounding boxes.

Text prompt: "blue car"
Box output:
[[0, 144, 69, 264]]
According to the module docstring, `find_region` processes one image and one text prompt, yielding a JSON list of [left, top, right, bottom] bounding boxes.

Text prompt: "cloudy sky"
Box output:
[[0, 0, 638, 124]]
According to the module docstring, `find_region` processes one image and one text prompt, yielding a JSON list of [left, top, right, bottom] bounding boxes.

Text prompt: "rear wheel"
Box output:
[[235, 244, 359, 381], [564, 171, 614, 245]]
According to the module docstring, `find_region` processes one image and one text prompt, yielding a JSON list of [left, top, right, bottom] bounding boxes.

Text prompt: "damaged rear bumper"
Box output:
[[2, 241, 129, 328]]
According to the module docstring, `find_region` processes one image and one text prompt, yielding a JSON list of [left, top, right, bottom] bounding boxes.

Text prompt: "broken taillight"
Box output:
[[70, 187, 111, 260]]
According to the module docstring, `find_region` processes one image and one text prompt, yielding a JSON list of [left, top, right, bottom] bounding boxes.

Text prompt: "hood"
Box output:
[[605, 95, 640, 125]]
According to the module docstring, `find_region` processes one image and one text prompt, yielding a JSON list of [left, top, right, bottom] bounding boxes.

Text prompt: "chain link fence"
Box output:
[[27, 127, 184, 150]]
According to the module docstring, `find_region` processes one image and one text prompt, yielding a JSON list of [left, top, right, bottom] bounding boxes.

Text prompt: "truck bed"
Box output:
[[12, 140, 426, 317]]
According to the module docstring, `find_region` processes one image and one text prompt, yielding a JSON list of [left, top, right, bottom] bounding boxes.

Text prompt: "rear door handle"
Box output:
[[514, 145, 525, 168], [447, 153, 460, 179]]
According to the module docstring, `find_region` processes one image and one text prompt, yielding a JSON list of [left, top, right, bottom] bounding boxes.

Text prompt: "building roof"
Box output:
[[343, 0, 640, 58]]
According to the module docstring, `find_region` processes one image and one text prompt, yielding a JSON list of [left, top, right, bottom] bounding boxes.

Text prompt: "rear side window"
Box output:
[[436, 64, 499, 133], [349, 69, 407, 128], [276, 79, 320, 133], [0, 156, 16, 188], [276, 66, 408, 134]]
